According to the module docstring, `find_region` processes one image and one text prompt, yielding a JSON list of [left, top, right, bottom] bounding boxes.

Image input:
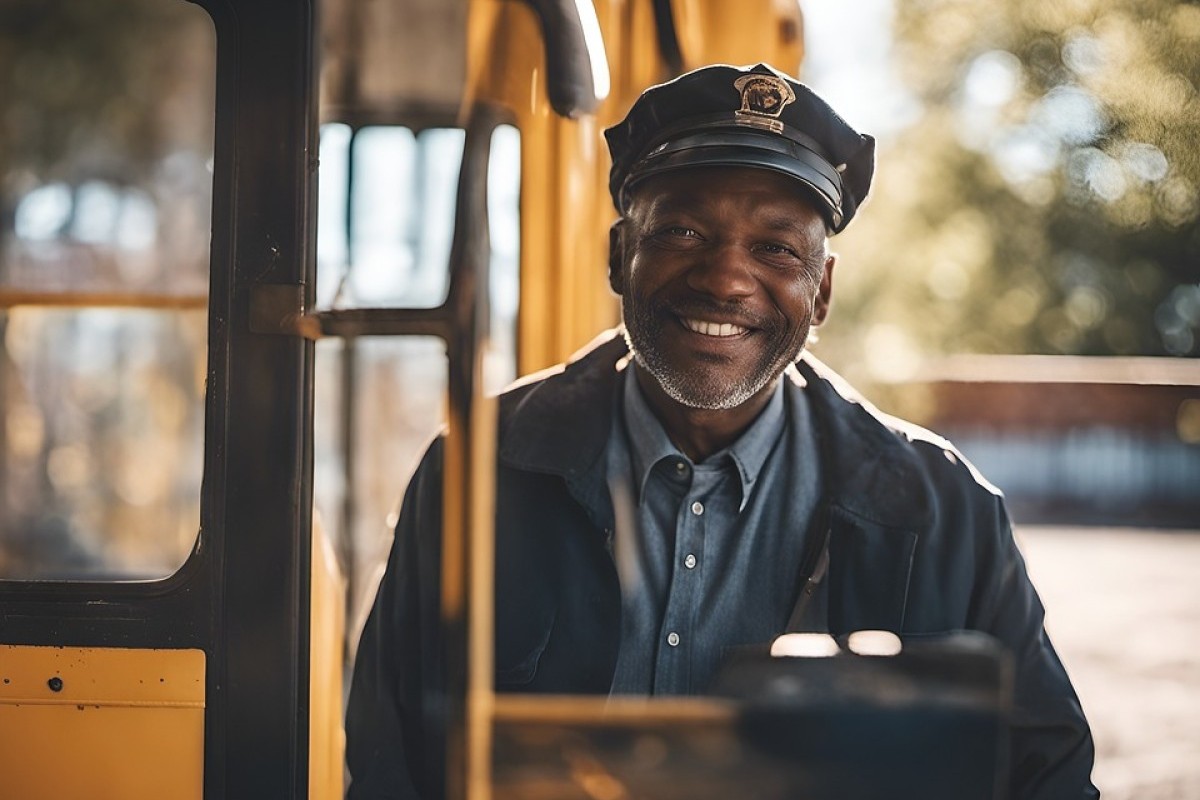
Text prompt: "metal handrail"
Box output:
[[520, 0, 610, 117]]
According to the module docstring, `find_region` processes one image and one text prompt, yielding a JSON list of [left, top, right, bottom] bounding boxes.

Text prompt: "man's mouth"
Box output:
[[681, 317, 749, 338]]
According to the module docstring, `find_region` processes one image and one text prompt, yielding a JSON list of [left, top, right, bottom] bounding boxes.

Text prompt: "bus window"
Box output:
[[0, 0, 215, 580], [318, 125, 466, 309], [314, 121, 521, 627]]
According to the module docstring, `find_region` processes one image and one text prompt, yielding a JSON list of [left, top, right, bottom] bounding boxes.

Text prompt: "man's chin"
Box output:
[[631, 352, 769, 411], [663, 384, 756, 411]]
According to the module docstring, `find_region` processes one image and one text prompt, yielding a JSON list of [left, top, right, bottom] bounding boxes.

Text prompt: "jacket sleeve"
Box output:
[[972, 496, 1099, 800], [345, 439, 445, 799]]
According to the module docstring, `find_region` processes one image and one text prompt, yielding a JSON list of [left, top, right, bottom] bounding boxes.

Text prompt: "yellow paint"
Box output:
[[309, 519, 347, 800], [673, 0, 805, 74], [0, 645, 204, 800], [467, 389, 499, 800]]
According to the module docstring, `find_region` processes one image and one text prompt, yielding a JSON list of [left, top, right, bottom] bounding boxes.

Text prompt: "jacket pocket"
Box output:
[[827, 508, 918, 634], [494, 607, 556, 687]]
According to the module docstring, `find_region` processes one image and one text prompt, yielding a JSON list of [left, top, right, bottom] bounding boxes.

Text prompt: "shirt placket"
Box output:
[[653, 462, 719, 694]]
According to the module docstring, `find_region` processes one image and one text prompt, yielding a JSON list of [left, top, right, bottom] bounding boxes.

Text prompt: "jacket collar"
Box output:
[[794, 355, 935, 530], [497, 331, 628, 531], [497, 329, 935, 532], [498, 329, 627, 478]]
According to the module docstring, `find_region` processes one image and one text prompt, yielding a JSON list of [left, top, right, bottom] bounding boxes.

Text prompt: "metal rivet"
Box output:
[[684, 554, 697, 569], [48, 677, 64, 692], [666, 632, 680, 647], [691, 501, 704, 516]]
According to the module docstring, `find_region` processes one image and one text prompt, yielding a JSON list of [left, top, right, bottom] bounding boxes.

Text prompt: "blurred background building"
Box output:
[[892, 355, 1200, 527]]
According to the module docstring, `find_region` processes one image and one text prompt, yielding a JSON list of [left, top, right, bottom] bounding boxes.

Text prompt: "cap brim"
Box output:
[[621, 128, 846, 230]]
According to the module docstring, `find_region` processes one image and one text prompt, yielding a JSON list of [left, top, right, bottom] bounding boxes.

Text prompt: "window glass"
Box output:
[[1, 309, 206, 579], [487, 124, 521, 390], [316, 125, 466, 309], [0, 0, 215, 580]]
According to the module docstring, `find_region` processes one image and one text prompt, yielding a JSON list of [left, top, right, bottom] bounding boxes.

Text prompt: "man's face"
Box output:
[[610, 166, 834, 411]]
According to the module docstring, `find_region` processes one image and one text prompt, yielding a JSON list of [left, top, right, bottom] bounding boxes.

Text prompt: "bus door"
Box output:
[[0, 0, 319, 796]]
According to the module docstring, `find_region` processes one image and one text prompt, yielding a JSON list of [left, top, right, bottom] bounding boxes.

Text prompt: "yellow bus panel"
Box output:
[[0, 645, 204, 800]]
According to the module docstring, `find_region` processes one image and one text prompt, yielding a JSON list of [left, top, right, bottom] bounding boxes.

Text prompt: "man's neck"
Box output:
[[632, 364, 777, 462]]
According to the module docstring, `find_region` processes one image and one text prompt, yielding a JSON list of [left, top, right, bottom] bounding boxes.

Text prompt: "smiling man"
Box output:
[[347, 64, 1098, 799], [613, 167, 832, 454]]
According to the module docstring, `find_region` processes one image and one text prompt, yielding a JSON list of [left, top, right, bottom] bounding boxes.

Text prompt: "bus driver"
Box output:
[[346, 63, 1098, 799]]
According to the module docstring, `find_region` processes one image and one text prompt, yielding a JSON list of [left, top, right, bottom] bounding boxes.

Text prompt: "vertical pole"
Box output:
[[338, 334, 358, 644], [441, 105, 499, 800], [466, 382, 496, 800]]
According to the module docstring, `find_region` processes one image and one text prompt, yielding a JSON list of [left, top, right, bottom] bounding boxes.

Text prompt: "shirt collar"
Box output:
[[621, 369, 787, 511]]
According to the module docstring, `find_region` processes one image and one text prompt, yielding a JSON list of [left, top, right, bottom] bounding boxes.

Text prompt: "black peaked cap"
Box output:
[[604, 63, 875, 234]]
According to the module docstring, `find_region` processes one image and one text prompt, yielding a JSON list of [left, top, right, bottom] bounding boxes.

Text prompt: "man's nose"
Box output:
[[686, 243, 756, 300]]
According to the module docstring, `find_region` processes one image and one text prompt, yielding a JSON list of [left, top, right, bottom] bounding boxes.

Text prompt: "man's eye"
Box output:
[[662, 226, 699, 238], [758, 242, 797, 257]]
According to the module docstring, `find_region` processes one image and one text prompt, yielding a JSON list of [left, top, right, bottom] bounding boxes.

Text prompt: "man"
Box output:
[[347, 63, 1098, 798]]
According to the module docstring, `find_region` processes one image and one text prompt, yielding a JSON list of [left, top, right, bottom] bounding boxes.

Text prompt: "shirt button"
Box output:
[[691, 501, 704, 516], [675, 461, 687, 473], [684, 554, 697, 569], [666, 632, 680, 647]]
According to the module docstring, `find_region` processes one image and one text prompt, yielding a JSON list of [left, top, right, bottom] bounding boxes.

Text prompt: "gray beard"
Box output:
[[622, 326, 785, 411]]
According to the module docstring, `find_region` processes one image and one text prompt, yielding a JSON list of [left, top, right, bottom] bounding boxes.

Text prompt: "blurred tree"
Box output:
[[0, 0, 213, 264], [821, 0, 1200, 384], [1, 0, 189, 176]]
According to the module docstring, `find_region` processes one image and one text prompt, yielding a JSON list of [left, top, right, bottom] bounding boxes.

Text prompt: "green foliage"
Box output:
[[0, 0, 212, 186], [819, 0, 1200, 384]]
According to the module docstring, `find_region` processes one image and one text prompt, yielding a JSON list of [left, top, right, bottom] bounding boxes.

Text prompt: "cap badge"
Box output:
[[733, 73, 796, 133]]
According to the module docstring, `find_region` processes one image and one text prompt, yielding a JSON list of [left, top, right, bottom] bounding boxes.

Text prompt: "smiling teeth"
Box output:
[[684, 319, 748, 337]]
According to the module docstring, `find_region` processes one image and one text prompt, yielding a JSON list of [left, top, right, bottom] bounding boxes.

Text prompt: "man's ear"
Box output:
[[813, 252, 836, 327], [608, 219, 627, 295]]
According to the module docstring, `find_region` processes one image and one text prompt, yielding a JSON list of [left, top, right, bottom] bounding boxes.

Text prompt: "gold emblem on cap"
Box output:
[[733, 73, 796, 133]]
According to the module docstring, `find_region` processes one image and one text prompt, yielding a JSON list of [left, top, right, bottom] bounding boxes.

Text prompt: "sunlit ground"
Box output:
[[1017, 526, 1200, 799]]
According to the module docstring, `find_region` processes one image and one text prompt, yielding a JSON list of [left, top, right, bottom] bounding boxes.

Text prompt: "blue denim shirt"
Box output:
[[607, 368, 821, 695]]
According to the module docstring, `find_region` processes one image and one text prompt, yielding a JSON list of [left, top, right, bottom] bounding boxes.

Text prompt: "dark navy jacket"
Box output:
[[346, 330, 1098, 799]]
